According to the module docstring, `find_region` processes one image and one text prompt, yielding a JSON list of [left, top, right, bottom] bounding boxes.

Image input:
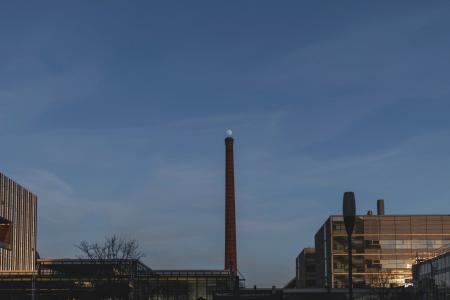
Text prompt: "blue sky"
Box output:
[[1, 1, 450, 286]]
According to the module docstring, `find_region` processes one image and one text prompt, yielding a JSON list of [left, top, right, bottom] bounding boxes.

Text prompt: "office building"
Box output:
[[314, 200, 450, 288], [0, 172, 37, 272], [295, 248, 316, 288]]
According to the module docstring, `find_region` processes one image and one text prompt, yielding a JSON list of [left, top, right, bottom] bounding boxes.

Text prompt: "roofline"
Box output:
[[153, 269, 233, 274], [38, 258, 144, 262], [329, 214, 450, 217], [0, 171, 37, 198]]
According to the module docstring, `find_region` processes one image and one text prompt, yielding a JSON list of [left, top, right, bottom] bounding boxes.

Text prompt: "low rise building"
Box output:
[[413, 245, 450, 300]]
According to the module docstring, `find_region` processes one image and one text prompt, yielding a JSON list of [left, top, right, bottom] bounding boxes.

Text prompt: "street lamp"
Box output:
[[343, 192, 356, 300]]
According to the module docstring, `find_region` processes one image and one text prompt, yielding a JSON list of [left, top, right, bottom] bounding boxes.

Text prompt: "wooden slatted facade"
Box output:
[[0, 172, 37, 272]]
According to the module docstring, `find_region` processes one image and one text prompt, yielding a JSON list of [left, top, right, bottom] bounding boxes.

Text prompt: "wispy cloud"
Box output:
[[1, 1, 450, 287], [0, 64, 102, 133]]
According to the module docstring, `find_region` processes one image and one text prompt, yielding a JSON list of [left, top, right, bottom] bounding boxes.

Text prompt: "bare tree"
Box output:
[[76, 234, 144, 260], [75, 235, 146, 300]]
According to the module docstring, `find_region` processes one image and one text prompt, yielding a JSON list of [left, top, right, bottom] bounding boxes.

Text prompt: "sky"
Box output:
[[1, 1, 450, 286]]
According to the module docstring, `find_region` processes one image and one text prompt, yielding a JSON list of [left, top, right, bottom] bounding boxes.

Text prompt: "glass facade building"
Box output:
[[0, 259, 237, 300], [413, 247, 450, 300], [151, 270, 236, 300], [315, 215, 450, 289]]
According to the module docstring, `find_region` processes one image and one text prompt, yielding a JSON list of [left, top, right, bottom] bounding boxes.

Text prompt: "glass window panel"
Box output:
[[411, 217, 427, 234], [354, 217, 364, 234], [332, 221, 346, 235], [380, 218, 396, 234], [446, 271, 450, 287], [380, 240, 396, 249], [395, 217, 411, 234], [412, 239, 428, 250], [332, 216, 344, 222], [443, 224, 450, 232], [363, 218, 379, 234], [334, 275, 347, 288], [427, 216, 442, 223], [395, 240, 412, 249], [427, 225, 443, 233], [353, 237, 364, 254], [333, 236, 347, 253], [364, 239, 381, 250]]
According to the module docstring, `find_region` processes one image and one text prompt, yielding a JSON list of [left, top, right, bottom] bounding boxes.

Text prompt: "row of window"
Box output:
[[332, 218, 450, 235], [333, 257, 414, 272], [333, 238, 450, 251], [333, 274, 412, 288], [418, 253, 450, 275]]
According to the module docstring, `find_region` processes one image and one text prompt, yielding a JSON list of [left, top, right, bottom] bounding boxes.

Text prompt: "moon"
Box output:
[[226, 129, 233, 137]]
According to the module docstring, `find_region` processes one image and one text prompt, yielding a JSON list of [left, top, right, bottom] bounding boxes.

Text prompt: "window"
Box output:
[[306, 279, 316, 286], [332, 221, 346, 235], [0, 216, 12, 250], [306, 265, 316, 273]]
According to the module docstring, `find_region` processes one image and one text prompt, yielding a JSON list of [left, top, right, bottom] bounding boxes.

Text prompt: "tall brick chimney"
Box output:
[[225, 129, 237, 274]]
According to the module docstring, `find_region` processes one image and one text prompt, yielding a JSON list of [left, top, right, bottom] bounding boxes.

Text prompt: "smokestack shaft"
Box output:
[[225, 136, 237, 274], [377, 199, 385, 215]]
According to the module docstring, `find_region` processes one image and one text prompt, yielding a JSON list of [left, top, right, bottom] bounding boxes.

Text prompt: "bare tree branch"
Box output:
[[76, 235, 144, 260]]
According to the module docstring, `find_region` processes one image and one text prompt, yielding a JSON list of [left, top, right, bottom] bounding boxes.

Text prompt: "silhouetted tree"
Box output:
[[75, 235, 145, 300], [76, 234, 144, 260]]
